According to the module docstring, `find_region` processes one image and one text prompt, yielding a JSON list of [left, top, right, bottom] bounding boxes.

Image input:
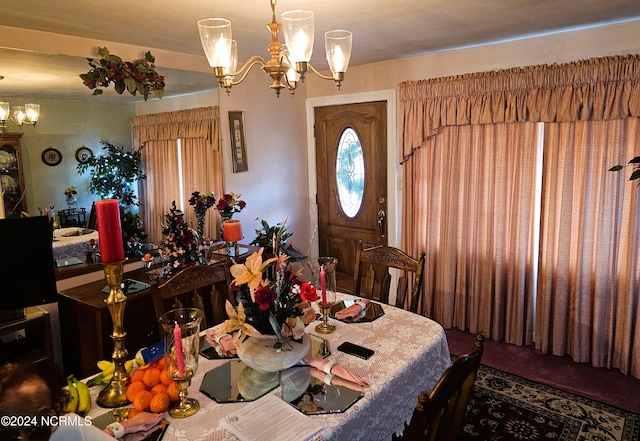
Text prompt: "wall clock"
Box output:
[[41, 147, 62, 166], [75, 146, 94, 164]]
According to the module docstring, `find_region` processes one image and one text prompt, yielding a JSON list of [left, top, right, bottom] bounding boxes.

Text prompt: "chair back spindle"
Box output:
[[353, 240, 425, 313]]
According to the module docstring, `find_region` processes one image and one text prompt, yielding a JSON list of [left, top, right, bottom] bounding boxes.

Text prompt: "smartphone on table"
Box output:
[[337, 341, 375, 360]]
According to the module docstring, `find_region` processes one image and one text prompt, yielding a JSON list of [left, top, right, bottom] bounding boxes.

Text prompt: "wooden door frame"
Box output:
[[305, 89, 399, 257]]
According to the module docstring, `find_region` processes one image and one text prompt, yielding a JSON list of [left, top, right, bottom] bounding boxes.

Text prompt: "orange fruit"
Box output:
[[126, 381, 147, 402], [127, 407, 143, 419], [130, 369, 145, 384], [151, 357, 166, 370], [149, 392, 170, 413], [150, 384, 167, 396], [142, 367, 161, 388], [166, 381, 180, 402], [159, 369, 173, 386], [133, 390, 152, 411]]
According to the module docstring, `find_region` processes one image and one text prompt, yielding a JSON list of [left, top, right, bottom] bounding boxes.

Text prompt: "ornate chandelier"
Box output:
[[0, 102, 40, 133], [198, 0, 352, 97]]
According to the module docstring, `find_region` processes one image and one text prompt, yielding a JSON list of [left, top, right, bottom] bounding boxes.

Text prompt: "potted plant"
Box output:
[[77, 141, 147, 256]]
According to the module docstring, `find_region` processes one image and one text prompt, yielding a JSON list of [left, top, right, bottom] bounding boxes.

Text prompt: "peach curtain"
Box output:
[[399, 55, 640, 163], [131, 107, 222, 245], [181, 137, 224, 240], [130, 106, 221, 151], [537, 118, 640, 376], [399, 54, 640, 377], [138, 140, 179, 245], [407, 122, 539, 345]]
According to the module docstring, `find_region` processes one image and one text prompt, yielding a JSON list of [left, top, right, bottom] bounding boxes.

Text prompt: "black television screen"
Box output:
[[0, 216, 57, 310]]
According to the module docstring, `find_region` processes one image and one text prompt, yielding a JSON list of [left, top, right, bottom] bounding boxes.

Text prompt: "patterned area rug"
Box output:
[[462, 365, 640, 441]]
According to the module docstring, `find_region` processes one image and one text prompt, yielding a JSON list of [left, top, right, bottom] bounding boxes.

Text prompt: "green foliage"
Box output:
[[76, 141, 146, 208], [250, 218, 304, 261], [79, 47, 166, 101]]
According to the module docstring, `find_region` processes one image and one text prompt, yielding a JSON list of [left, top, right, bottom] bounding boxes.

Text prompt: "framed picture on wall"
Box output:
[[228, 111, 248, 173]]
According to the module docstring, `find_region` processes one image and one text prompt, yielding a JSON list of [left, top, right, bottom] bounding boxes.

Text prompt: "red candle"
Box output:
[[223, 220, 243, 242], [320, 265, 327, 306], [173, 322, 186, 378], [95, 199, 125, 263]]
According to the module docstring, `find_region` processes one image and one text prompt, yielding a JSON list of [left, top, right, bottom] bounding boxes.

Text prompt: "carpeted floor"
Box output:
[[445, 328, 640, 414], [463, 364, 640, 441]]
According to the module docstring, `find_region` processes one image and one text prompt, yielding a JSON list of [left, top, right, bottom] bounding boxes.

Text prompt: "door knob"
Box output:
[[377, 210, 386, 238]]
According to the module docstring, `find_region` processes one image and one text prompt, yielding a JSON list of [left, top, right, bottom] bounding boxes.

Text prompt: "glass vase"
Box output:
[[158, 308, 204, 418]]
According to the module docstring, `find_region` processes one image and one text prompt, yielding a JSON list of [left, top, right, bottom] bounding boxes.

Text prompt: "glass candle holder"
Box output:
[[222, 219, 243, 256], [158, 308, 204, 418]]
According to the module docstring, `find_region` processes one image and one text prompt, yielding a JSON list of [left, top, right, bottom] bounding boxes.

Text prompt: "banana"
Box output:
[[64, 377, 79, 413], [72, 376, 91, 416], [88, 359, 136, 387], [97, 360, 114, 372]]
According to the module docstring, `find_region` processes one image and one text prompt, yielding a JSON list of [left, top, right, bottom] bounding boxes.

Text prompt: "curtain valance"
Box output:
[[398, 54, 640, 163], [130, 106, 220, 151]]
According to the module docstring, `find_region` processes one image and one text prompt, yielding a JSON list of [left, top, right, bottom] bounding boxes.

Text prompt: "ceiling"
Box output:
[[1, 0, 639, 103]]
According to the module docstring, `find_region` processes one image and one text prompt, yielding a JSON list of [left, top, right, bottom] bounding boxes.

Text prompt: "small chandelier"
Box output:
[[0, 102, 40, 133], [198, 0, 352, 97]]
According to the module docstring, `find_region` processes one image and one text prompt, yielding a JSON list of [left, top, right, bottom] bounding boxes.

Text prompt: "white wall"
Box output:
[[12, 98, 135, 215], [307, 21, 640, 98], [218, 68, 312, 254]]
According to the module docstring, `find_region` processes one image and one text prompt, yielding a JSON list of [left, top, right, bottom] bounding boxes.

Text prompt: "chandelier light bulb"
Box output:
[[281, 10, 314, 63], [198, 18, 233, 69], [326, 30, 352, 73], [0, 102, 9, 121]]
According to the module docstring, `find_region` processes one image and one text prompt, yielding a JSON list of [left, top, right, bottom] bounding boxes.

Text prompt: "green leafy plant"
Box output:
[[76, 141, 146, 208], [250, 218, 304, 261], [609, 156, 640, 182], [79, 47, 166, 101]]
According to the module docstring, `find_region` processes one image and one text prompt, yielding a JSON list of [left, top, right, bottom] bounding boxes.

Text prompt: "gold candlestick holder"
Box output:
[[97, 261, 130, 408], [315, 302, 336, 334]]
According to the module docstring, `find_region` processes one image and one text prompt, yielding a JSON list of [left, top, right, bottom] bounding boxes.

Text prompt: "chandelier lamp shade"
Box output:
[[197, 0, 352, 96], [0, 102, 40, 132]]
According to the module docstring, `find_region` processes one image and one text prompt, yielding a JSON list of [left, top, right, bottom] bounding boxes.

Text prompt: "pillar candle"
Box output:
[[173, 322, 186, 378], [320, 265, 327, 306], [0, 189, 5, 220], [223, 219, 243, 242], [95, 199, 125, 263]]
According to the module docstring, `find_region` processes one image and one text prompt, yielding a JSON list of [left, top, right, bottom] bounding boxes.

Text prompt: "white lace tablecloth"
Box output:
[[52, 227, 98, 260], [88, 293, 451, 441]]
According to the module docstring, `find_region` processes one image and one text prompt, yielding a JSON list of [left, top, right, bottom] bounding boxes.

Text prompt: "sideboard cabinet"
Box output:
[[0, 133, 26, 218]]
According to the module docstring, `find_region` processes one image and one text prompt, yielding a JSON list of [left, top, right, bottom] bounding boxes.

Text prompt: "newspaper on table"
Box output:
[[220, 394, 323, 441]]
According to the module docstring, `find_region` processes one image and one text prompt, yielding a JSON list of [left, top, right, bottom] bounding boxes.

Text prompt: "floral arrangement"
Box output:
[[189, 191, 217, 215], [159, 201, 200, 274], [188, 191, 216, 240], [218, 221, 317, 340], [216, 192, 246, 217], [122, 211, 148, 257], [64, 186, 77, 198], [79, 47, 166, 101]]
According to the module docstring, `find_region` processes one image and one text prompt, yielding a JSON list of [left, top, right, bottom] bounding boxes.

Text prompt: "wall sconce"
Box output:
[[0, 102, 40, 133]]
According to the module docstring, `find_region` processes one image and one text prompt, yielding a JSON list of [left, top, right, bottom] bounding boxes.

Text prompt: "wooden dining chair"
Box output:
[[400, 334, 485, 441], [353, 241, 426, 313], [152, 262, 232, 329]]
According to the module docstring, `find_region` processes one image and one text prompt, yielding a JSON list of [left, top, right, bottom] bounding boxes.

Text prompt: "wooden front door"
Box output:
[[314, 101, 387, 291]]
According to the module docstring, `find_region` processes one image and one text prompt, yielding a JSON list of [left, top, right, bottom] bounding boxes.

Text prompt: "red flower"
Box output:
[[299, 282, 318, 302], [254, 286, 277, 310]]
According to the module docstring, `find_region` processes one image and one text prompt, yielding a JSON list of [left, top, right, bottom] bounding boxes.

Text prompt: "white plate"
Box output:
[[0, 150, 16, 168], [1, 175, 16, 192]]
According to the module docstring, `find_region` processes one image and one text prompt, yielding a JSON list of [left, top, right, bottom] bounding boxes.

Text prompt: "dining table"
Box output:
[[52, 226, 98, 261], [86, 292, 451, 441]]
